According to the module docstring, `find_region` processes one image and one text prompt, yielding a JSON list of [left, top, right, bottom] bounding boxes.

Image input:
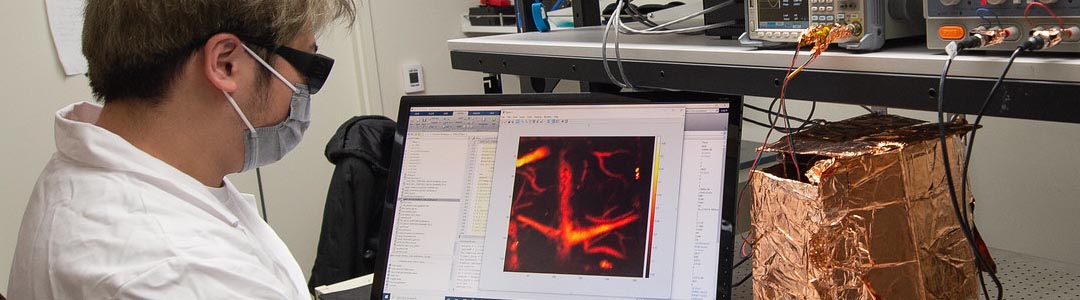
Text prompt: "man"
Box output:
[[9, 0, 354, 298]]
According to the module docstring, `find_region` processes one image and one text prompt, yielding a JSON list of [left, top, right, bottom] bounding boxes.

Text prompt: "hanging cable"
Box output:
[[959, 48, 1024, 300], [961, 49, 1021, 227], [601, 0, 631, 88], [776, 47, 805, 179], [613, 8, 633, 88], [760, 98, 824, 127], [733, 40, 813, 261], [735, 22, 857, 268], [256, 167, 268, 222], [937, 41, 1012, 300], [601, 0, 740, 88], [744, 102, 823, 133], [733, 272, 752, 287]]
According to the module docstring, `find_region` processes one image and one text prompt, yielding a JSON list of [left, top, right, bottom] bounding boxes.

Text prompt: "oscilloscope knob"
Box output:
[[939, 0, 961, 6], [1039, 0, 1058, 4], [985, 0, 1008, 5]]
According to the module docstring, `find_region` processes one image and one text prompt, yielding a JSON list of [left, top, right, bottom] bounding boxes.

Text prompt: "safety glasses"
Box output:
[[271, 45, 334, 94]]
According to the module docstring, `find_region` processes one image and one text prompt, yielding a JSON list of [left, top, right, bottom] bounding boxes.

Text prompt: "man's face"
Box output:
[[242, 28, 318, 128]]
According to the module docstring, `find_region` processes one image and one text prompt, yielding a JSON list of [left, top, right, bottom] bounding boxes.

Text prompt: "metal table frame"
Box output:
[[450, 28, 1080, 123]]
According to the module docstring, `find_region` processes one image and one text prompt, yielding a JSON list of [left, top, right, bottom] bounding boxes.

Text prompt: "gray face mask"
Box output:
[[223, 44, 313, 172]]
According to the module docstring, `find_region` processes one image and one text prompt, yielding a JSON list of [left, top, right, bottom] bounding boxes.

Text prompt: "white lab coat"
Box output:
[[8, 102, 310, 299]]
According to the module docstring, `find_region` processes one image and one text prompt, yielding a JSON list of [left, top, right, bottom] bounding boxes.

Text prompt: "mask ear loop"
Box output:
[[230, 41, 293, 169], [223, 91, 257, 134], [223, 90, 259, 169], [240, 44, 299, 93], [231, 43, 293, 222], [224, 91, 269, 221], [227, 90, 270, 220]]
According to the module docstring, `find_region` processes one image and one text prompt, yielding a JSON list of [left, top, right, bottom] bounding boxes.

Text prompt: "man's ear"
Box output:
[[203, 33, 245, 93]]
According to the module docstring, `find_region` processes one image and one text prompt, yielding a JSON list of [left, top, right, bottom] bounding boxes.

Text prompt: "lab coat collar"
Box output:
[[54, 102, 241, 226]]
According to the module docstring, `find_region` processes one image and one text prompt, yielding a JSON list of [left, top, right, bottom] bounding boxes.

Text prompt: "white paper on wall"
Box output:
[[45, 0, 88, 76]]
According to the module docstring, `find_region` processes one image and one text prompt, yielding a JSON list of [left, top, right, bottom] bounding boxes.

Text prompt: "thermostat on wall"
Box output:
[[402, 64, 425, 94]]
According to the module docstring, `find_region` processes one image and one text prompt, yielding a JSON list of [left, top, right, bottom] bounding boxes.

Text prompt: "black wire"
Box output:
[[766, 98, 825, 128], [806, 102, 818, 126], [767, 97, 781, 125], [256, 167, 268, 222], [759, 102, 820, 136], [859, 105, 875, 113], [746, 102, 819, 125], [961, 47, 1022, 225], [742, 117, 802, 132], [962, 48, 1021, 300], [733, 254, 751, 269], [978, 269, 990, 299], [937, 55, 986, 300], [733, 272, 752, 287], [937, 52, 1005, 300], [794, 102, 818, 133]]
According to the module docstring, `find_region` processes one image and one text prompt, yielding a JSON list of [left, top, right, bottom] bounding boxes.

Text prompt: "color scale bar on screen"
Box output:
[[644, 138, 661, 278]]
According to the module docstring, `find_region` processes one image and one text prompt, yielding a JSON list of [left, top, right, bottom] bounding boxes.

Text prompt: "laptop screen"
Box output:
[[374, 93, 742, 300]]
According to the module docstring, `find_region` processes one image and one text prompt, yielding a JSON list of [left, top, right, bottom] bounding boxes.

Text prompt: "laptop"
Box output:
[[372, 92, 743, 300]]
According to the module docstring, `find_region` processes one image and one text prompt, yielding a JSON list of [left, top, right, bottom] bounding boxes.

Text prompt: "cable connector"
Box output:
[[946, 41, 960, 58], [1023, 27, 1065, 50], [956, 35, 982, 50], [1063, 26, 1080, 42], [963, 26, 1015, 49], [848, 22, 863, 37]]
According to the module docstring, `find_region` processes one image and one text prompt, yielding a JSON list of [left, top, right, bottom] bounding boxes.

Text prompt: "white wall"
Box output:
[[0, 1, 95, 295], [740, 96, 1080, 265], [0, 2, 374, 294], [361, 0, 491, 119]]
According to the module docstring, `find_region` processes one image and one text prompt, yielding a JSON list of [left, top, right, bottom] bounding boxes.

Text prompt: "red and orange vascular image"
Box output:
[[505, 136, 657, 278]]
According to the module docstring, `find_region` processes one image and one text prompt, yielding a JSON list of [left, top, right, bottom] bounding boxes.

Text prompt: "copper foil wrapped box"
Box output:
[[750, 115, 978, 300]]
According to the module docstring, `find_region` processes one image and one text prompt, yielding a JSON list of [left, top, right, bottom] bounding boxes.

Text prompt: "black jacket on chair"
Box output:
[[308, 116, 397, 293]]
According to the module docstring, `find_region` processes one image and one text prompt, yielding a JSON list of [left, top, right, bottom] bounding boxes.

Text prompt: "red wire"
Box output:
[[741, 236, 753, 257], [1024, 1, 1064, 28], [735, 45, 805, 258], [778, 58, 804, 178]]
